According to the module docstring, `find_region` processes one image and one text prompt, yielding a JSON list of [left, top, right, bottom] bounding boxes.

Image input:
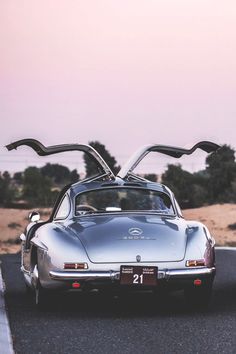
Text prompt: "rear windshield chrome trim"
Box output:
[[74, 211, 177, 218]]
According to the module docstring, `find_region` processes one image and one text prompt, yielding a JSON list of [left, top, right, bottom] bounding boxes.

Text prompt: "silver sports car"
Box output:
[[6, 139, 219, 308]]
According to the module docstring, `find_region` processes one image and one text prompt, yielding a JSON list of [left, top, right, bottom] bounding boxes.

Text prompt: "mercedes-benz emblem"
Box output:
[[129, 228, 143, 236], [136, 255, 141, 262]]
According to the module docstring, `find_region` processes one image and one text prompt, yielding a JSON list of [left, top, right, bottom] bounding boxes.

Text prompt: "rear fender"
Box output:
[[185, 222, 215, 267]]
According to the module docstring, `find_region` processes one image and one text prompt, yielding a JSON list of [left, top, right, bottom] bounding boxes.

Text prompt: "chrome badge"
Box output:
[[136, 255, 141, 262], [129, 228, 143, 236]]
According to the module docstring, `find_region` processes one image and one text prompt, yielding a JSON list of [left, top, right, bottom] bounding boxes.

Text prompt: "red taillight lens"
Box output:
[[186, 259, 205, 267], [72, 282, 81, 289], [194, 279, 202, 286], [64, 263, 88, 269]]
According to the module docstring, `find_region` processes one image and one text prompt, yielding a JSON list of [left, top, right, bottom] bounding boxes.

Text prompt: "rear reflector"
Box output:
[[72, 282, 81, 289], [64, 263, 88, 270], [194, 279, 202, 286]]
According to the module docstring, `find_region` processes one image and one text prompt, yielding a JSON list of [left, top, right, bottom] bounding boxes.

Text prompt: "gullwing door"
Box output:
[[6, 138, 115, 180], [118, 141, 220, 179]]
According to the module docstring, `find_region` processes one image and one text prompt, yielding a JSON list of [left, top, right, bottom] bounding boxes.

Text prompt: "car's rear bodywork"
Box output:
[[6, 139, 219, 307]]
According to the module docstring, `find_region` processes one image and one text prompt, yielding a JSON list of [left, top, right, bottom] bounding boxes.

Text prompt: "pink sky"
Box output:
[[1, 1, 236, 173]]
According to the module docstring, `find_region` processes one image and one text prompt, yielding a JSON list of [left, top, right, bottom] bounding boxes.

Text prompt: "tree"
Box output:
[[41, 163, 80, 185], [143, 174, 157, 182], [191, 170, 209, 207], [84, 141, 120, 177], [0, 171, 16, 206], [161, 164, 196, 208], [206, 145, 236, 203], [70, 169, 80, 183], [13, 172, 23, 184], [23, 167, 54, 206]]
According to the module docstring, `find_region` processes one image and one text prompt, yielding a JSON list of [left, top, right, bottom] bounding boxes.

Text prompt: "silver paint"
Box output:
[[6, 139, 218, 299]]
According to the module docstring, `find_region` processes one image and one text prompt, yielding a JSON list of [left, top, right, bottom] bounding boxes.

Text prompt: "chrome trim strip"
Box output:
[[49, 270, 120, 281], [50, 267, 215, 281], [166, 267, 215, 279]]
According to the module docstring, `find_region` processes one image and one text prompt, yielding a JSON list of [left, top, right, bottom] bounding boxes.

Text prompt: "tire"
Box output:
[[35, 280, 51, 309], [33, 263, 51, 309], [25, 281, 33, 294], [184, 281, 213, 309]]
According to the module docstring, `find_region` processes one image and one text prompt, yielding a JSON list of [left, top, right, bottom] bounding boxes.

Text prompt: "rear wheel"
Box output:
[[184, 280, 213, 308], [33, 265, 50, 309], [35, 282, 46, 307], [25, 281, 33, 294]]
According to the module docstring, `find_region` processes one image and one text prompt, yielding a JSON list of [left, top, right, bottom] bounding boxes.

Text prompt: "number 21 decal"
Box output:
[[133, 274, 143, 284]]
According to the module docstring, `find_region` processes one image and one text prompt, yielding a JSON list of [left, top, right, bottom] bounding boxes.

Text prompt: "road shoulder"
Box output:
[[0, 263, 14, 354]]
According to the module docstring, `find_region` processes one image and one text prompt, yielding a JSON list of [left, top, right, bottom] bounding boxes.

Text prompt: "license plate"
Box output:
[[120, 266, 157, 286]]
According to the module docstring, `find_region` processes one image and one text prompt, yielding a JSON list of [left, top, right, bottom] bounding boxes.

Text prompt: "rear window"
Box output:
[[75, 187, 174, 216]]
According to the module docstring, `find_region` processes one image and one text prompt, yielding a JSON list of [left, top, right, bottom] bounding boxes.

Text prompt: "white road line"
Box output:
[[0, 265, 14, 354]]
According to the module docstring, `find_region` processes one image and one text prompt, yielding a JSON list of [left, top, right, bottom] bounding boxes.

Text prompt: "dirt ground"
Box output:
[[0, 204, 236, 254], [183, 203, 236, 247], [0, 208, 51, 254]]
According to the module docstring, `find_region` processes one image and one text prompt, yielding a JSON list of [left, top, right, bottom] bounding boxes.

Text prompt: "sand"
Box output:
[[0, 204, 235, 254], [183, 204, 236, 246], [0, 208, 51, 254]]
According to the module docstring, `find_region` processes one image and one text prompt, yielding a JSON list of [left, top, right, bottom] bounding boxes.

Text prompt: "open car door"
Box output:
[[118, 141, 220, 179], [6, 138, 115, 180]]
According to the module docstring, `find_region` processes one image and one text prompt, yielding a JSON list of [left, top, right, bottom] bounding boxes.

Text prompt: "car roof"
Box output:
[[70, 177, 171, 197]]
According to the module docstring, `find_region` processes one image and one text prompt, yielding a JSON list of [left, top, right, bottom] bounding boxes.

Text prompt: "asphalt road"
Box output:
[[1, 250, 236, 354]]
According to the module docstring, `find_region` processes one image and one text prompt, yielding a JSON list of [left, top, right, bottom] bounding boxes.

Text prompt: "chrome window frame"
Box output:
[[54, 194, 71, 221]]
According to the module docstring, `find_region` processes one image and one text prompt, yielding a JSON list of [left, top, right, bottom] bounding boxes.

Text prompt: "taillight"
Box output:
[[194, 279, 202, 286], [64, 263, 88, 270], [72, 282, 81, 289], [186, 259, 205, 267]]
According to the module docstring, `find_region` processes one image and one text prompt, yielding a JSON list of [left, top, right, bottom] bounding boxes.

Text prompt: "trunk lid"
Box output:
[[68, 214, 188, 263]]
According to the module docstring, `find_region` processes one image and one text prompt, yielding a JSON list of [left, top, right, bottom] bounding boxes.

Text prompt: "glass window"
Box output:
[[75, 188, 174, 216], [55, 194, 70, 219]]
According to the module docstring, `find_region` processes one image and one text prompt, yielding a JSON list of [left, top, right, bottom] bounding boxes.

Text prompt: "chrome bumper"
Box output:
[[50, 270, 120, 281], [49, 267, 215, 281], [165, 267, 215, 279]]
